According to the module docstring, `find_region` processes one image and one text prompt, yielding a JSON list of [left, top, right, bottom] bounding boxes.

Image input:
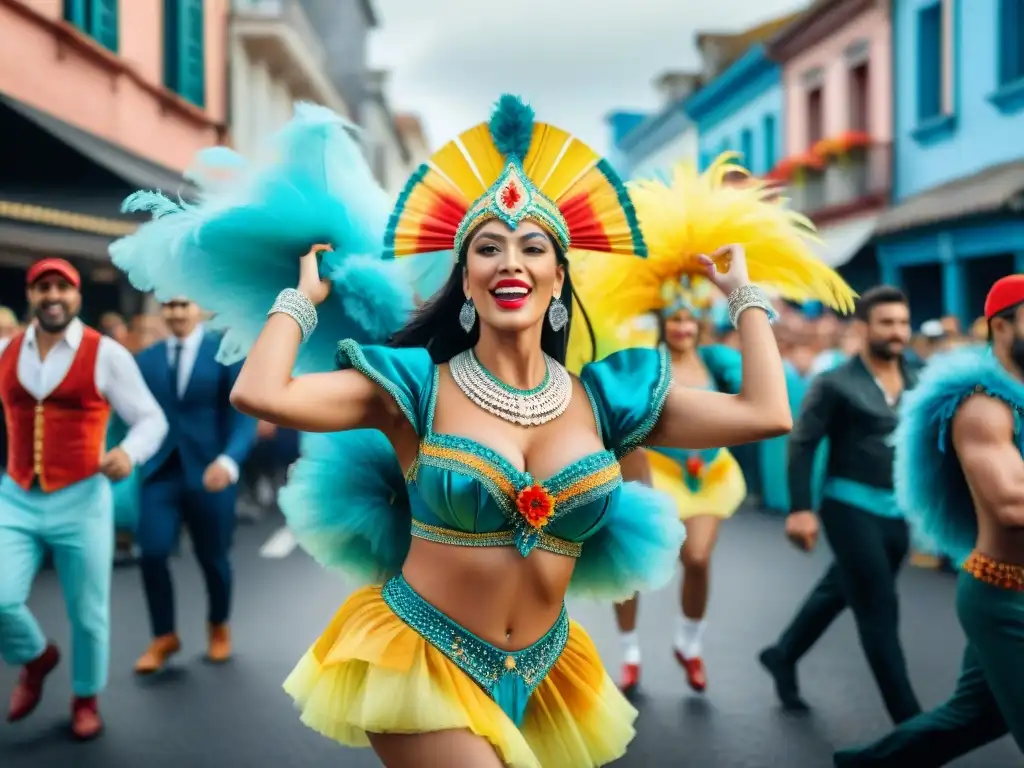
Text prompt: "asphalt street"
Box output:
[[1, 509, 1020, 767]]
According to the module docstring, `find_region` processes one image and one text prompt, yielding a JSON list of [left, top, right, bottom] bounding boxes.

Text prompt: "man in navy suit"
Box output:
[[132, 298, 257, 674]]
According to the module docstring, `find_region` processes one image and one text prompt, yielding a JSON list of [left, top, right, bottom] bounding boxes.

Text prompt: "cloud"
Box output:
[[369, 0, 806, 152]]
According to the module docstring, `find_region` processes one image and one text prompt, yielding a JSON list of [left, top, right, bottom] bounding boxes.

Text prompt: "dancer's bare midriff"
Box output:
[[401, 536, 574, 651]]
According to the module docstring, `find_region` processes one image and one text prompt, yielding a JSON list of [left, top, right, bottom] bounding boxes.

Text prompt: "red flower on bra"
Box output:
[[516, 484, 554, 529]]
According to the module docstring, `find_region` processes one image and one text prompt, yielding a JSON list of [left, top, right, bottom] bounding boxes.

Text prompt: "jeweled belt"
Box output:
[[381, 574, 570, 726], [963, 550, 1024, 591]]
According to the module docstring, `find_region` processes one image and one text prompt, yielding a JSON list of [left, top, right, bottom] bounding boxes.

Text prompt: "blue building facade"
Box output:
[[877, 0, 1024, 325], [686, 45, 784, 177], [606, 90, 698, 181]]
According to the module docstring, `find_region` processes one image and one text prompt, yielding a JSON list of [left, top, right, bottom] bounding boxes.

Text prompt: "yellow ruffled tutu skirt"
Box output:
[[648, 448, 747, 521], [283, 584, 637, 767]]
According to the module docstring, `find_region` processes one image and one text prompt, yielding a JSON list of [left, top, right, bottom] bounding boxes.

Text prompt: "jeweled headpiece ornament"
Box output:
[[570, 152, 857, 341], [383, 94, 647, 260], [660, 275, 717, 319]]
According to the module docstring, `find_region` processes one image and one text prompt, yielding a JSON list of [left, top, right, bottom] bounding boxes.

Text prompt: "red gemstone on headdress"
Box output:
[[500, 181, 522, 210]]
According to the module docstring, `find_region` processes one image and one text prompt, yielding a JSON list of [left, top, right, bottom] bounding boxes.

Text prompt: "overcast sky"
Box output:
[[368, 0, 806, 154]]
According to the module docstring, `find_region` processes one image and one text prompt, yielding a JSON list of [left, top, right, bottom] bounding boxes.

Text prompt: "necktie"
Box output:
[[169, 340, 182, 398]]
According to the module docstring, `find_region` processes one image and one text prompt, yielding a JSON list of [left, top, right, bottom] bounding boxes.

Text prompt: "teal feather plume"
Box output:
[[110, 101, 417, 374], [894, 347, 1024, 565], [489, 94, 535, 161], [569, 481, 685, 601]]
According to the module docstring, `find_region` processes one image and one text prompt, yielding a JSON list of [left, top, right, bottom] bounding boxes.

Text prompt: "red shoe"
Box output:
[[619, 662, 641, 694], [70, 696, 103, 741], [7, 643, 60, 722], [673, 648, 707, 693]]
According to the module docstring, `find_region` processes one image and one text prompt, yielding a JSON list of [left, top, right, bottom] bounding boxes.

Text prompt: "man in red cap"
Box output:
[[835, 274, 1024, 764], [0, 258, 167, 740]]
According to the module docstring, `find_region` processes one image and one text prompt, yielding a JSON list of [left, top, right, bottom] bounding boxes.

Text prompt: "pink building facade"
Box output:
[[780, 3, 892, 156], [0, 0, 228, 318], [768, 0, 893, 285]]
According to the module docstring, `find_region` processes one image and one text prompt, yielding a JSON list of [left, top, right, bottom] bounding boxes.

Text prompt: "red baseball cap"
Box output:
[[26, 258, 81, 288], [984, 275, 1024, 319]]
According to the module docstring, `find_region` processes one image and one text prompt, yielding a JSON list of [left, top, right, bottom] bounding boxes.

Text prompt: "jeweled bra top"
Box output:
[[337, 340, 673, 559]]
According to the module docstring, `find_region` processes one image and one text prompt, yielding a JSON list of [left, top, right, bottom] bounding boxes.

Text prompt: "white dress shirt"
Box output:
[[0, 318, 167, 466], [166, 325, 240, 484]]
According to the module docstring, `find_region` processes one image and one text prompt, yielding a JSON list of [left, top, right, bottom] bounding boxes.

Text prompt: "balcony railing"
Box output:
[[232, 0, 327, 69], [788, 142, 891, 220]]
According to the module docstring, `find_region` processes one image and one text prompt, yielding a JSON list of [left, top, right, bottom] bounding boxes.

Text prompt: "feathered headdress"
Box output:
[[384, 94, 646, 261], [570, 153, 856, 339], [660, 274, 717, 319]]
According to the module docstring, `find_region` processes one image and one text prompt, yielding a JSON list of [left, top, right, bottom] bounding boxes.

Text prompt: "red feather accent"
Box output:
[[559, 192, 611, 252]]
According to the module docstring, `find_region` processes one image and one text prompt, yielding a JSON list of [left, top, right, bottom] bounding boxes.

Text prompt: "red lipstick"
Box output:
[[490, 278, 532, 311]]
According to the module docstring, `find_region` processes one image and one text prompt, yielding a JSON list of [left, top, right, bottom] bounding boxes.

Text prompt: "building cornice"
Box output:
[[684, 45, 775, 123], [767, 0, 875, 63], [1, 0, 225, 140], [617, 100, 691, 154]]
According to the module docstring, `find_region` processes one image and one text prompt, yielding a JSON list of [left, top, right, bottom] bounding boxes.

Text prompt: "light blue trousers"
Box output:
[[0, 474, 113, 696]]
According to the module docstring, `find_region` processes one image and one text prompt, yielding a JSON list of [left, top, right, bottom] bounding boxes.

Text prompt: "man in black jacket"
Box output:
[[758, 286, 922, 725]]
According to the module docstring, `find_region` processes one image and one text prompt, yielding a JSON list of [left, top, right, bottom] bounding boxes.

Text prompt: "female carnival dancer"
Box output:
[[571, 155, 856, 695], [116, 97, 798, 767]]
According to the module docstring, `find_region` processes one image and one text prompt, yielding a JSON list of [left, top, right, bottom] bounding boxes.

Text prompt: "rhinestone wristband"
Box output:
[[268, 288, 318, 343], [727, 284, 777, 329]]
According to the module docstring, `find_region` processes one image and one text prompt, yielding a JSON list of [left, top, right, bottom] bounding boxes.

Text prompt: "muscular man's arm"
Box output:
[[952, 393, 1024, 528]]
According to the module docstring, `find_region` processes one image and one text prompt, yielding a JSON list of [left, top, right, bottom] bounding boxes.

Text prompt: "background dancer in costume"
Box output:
[[114, 96, 846, 768], [133, 296, 258, 674], [616, 278, 746, 694], [834, 275, 1024, 766], [759, 286, 921, 724], [570, 155, 855, 697], [0, 259, 166, 740]]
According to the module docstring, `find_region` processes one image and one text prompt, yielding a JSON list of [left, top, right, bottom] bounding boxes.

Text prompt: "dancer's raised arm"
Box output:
[[649, 246, 792, 450], [230, 246, 391, 434]]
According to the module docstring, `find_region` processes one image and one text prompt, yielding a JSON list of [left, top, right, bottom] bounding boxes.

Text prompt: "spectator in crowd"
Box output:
[[99, 312, 129, 345], [132, 297, 257, 675], [0, 306, 18, 339], [129, 312, 167, 351], [968, 316, 988, 343]]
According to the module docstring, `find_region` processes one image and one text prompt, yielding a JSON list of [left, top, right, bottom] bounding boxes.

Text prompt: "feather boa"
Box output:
[[894, 346, 1024, 565], [110, 103, 433, 373]]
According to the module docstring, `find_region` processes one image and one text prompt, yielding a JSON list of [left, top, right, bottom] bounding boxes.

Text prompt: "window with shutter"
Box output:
[[740, 128, 754, 174], [999, 0, 1024, 86], [163, 0, 205, 107], [91, 0, 118, 52], [63, 0, 118, 52]]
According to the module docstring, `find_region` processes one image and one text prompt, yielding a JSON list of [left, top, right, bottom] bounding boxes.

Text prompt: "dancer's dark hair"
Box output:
[[388, 233, 595, 365]]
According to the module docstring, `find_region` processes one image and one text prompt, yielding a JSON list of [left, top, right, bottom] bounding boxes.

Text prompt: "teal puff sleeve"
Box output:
[[279, 341, 434, 585], [699, 344, 742, 394], [579, 347, 673, 457], [335, 339, 434, 436]]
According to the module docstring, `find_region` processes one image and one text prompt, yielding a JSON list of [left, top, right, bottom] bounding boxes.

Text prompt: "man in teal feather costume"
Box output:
[[835, 275, 1024, 765]]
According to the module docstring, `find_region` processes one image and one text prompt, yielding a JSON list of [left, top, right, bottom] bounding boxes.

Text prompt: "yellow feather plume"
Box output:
[[570, 153, 857, 335]]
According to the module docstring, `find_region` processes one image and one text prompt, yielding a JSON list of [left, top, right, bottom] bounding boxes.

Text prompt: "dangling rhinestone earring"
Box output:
[[459, 297, 477, 333], [547, 293, 568, 332]]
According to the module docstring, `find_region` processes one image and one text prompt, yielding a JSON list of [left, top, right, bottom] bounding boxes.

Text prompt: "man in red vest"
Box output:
[[0, 258, 167, 740]]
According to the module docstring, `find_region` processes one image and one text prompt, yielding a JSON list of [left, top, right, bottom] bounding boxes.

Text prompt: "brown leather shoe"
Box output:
[[7, 643, 60, 722], [207, 623, 231, 663], [71, 696, 103, 740], [134, 633, 181, 675]]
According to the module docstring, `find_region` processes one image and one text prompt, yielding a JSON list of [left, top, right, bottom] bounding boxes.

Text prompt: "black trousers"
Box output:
[[774, 499, 921, 723]]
